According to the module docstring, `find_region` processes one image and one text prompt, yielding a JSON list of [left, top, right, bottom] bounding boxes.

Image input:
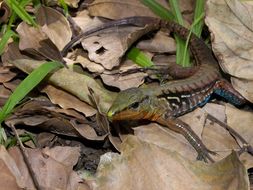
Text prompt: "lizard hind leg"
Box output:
[[157, 117, 216, 163]]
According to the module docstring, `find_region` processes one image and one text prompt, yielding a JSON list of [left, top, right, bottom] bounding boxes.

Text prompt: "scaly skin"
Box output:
[[62, 16, 248, 162], [105, 17, 247, 163]]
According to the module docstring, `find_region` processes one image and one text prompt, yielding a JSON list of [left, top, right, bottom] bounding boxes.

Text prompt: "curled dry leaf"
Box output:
[[81, 22, 159, 70], [5, 100, 106, 141], [0, 146, 25, 189], [0, 2, 11, 24], [6, 103, 81, 137], [205, 0, 253, 102], [71, 10, 103, 32], [16, 22, 63, 62], [137, 31, 176, 53], [3, 78, 21, 92], [0, 67, 17, 83], [101, 60, 147, 90], [7, 146, 82, 190], [1, 42, 30, 66], [87, 0, 158, 19], [9, 59, 116, 113], [66, 49, 105, 73], [41, 84, 97, 117], [89, 136, 249, 190], [87, 0, 195, 22], [36, 6, 72, 51], [0, 84, 11, 106]]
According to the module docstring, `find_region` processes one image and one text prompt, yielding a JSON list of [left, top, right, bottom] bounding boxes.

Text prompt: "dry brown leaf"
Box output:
[[71, 121, 107, 141], [205, 0, 253, 102], [71, 10, 103, 32], [101, 60, 147, 90], [0, 2, 11, 24], [89, 136, 249, 190], [8, 59, 116, 113], [36, 6, 72, 51], [137, 31, 176, 53], [87, 0, 195, 22], [8, 146, 82, 190], [0, 84, 11, 106], [3, 78, 21, 92], [87, 0, 158, 19], [41, 84, 97, 117], [66, 49, 105, 73], [0, 146, 26, 189], [5, 100, 103, 140], [81, 23, 158, 70], [0, 67, 17, 83], [42, 146, 80, 166], [1, 42, 30, 67], [16, 22, 63, 62], [134, 123, 198, 161]]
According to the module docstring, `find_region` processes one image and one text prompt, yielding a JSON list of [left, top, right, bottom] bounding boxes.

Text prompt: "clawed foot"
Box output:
[[237, 143, 253, 156], [196, 148, 217, 163]]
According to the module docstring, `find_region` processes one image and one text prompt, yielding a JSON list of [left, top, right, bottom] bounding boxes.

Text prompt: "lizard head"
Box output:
[[107, 88, 152, 121]]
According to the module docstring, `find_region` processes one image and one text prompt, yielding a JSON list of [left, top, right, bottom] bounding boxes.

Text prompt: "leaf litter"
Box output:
[[0, 0, 253, 189]]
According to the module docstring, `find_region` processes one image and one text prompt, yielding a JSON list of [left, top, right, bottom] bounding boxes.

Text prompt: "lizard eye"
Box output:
[[131, 102, 139, 109]]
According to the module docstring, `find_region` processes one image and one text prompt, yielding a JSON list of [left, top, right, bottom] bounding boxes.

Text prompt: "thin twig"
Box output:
[[206, 113, 253, 155], [9, 125, 42, 190]]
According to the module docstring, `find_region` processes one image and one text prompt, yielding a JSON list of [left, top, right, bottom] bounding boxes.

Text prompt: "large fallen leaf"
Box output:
[[16, 22, 63, 62], [89, 135, 249, 190], [87, 0, 158, 19], [205, 0, 253, 102], [101, 60, 147, 90], [0, 146, 25, 189], [66, 49, 105, 73], [81, 20, 159, 70], [8, 59, 115, 113], [136, 31, 176, 53], [5, 100, 107, 141], [36, 6, 72, 51], [40, 84, 97, 117], [6, 145, 83, 190]]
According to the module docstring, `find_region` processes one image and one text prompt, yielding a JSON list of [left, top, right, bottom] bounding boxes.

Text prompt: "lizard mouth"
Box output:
[[107, 109, 144, 121]]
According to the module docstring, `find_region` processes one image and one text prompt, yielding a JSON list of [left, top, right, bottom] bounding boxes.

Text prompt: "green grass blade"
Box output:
[[182, 13, 205, 64], [192, 0, 205, 37], [5, 0, 37, 26], [141, 0, 174, 20], [169, 0, 191, 67], [127, 47, 154, 67], [169, 0, 184, 24], [0, 30, 16, 55], [0, 61, 62, 124], [58, 0, 69, 16], [20, 0, 32, 7]]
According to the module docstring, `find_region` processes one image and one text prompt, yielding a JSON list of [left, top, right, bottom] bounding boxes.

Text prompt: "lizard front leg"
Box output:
[[155, 116, 216, 163]]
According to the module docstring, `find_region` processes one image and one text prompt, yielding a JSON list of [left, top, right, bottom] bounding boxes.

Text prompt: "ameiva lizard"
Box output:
[[62, 16, 253, 162]]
